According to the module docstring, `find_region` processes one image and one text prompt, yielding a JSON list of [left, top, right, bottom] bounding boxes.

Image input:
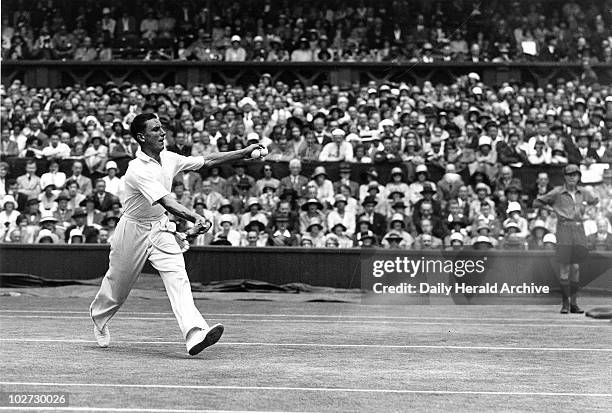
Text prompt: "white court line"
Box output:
[[0, 338, 610, 352], [0, 309, 601, 323], [0, 409, 283, 413], [0, 382, 610, 398], [0, 314, 603, 328]]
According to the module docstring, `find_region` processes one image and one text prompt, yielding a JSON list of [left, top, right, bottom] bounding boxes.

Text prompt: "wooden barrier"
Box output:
[[2, 61, 612, 89], [1, 244, 610, 292]]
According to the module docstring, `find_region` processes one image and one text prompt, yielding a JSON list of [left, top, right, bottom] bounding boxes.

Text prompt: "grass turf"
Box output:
[[0, 295, 611, 412]]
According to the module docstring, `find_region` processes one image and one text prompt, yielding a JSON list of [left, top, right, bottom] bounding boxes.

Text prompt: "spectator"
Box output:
[[587, 218, 612, 251], [225, 35, 246, 62], [291, 37, 313, 62], [115, 10, 137, 39], [140, 10, 159, 41], [91, 179, 116, 212], [64, 207, 99, 243], [50, 24, 75, 59], [1, 126, 19, 156], [319, 128, 354, 162], [73, 37, 97, 61], [16, 159, 41, 199], [100, 8, 116, 39], [309, 167, 334, 207], [7, 35, 30, 59], [41, 133, 71, 160], [101, 161, 123, 199], [83, 133, 108, 176], [67, 161, 92, 195]]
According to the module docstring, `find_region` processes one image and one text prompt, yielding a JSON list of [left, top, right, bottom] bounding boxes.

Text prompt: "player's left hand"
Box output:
[[243, 144, 267, 160]]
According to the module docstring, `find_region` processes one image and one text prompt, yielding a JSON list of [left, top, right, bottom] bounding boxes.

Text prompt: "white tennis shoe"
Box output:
[[186, 324, 224, 356], [93, 324, 110, 348]]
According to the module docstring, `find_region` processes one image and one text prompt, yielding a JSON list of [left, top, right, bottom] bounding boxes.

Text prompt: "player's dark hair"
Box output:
[[130, 113, 157, 143]]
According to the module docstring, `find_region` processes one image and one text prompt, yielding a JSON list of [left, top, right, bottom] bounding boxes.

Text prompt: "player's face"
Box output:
[[142, 118, 166, 153]]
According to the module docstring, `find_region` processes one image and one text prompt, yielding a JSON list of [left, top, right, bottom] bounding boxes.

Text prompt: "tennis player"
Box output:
[[90, 113, 262, 355], [534, 164, 598, 314]]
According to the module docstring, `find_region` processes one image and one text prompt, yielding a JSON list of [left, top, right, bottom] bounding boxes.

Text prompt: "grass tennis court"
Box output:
[[0, 293, 611, 412]]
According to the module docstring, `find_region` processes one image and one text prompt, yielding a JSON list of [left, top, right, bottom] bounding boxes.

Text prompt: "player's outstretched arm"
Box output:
[[158, 194, 208, 225], [201, 144, 262, 169]]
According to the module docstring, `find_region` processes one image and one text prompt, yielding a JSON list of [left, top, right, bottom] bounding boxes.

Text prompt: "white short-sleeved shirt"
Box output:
[[122, 149, 204, 221]]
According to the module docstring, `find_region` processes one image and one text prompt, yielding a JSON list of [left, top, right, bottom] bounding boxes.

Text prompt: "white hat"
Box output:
[[449, 232, 464, 243], [68, 228, 83, 243], [331, 128, 346, 138], [219, 214, 234, 225], [379, 119, 394, 128], [102, 7, 111, 14], [478, 135, 493, 147], [246, 132, 260, 141], [506, 201, 522, 214], [105, 160, 118, 170], [505, 221, 520, 230], [543, 233, 557, 244], [253, 35, 263, 42], [367, 88, 377, 94], [231, 35, 241, 43], [468, 72, 480, 81], [501, 86, 514, 95], [472, 86, 483, 95], [390, 213, 405, 224], [238, 97, 256, 108], [2, 195, 16, 207], [36, 229, 57, 243], [415, 164, 428, 174], [475, 235, 492, 245]]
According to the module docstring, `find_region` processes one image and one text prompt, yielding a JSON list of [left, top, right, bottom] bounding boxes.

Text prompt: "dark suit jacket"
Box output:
[[414, 216, 447, 240], [226, 174, 256, 197], [8, 191, 29, 212], [115, 16, 137, 37], [539, 47, 560, 62], [267, 211, 300, 234], [313, 133, 332, 147], [498, 144, 529, 165], [574, 147, 600, 163], [93, 192, 118, 212], [356, 212, 387, 237], [167, 144, 192, 157], [333, 180, 359, 198], [278, 175, 309, 197]]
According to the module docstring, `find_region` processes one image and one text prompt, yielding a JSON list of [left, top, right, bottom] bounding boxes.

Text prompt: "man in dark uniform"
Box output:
[[534, 164, 598, 314]]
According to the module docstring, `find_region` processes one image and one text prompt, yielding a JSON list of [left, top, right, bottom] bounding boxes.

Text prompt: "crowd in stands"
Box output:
[[1, 73, 612, 250], [2, 0, 612, 62]]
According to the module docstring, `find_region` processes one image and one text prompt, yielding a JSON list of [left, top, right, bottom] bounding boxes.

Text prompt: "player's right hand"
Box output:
[[187, 217, 213, 238], [243, 144, 265, 158]]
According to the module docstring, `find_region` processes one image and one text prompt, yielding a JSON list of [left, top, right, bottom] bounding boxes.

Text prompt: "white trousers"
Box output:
[[90, 216, 208, 339]]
